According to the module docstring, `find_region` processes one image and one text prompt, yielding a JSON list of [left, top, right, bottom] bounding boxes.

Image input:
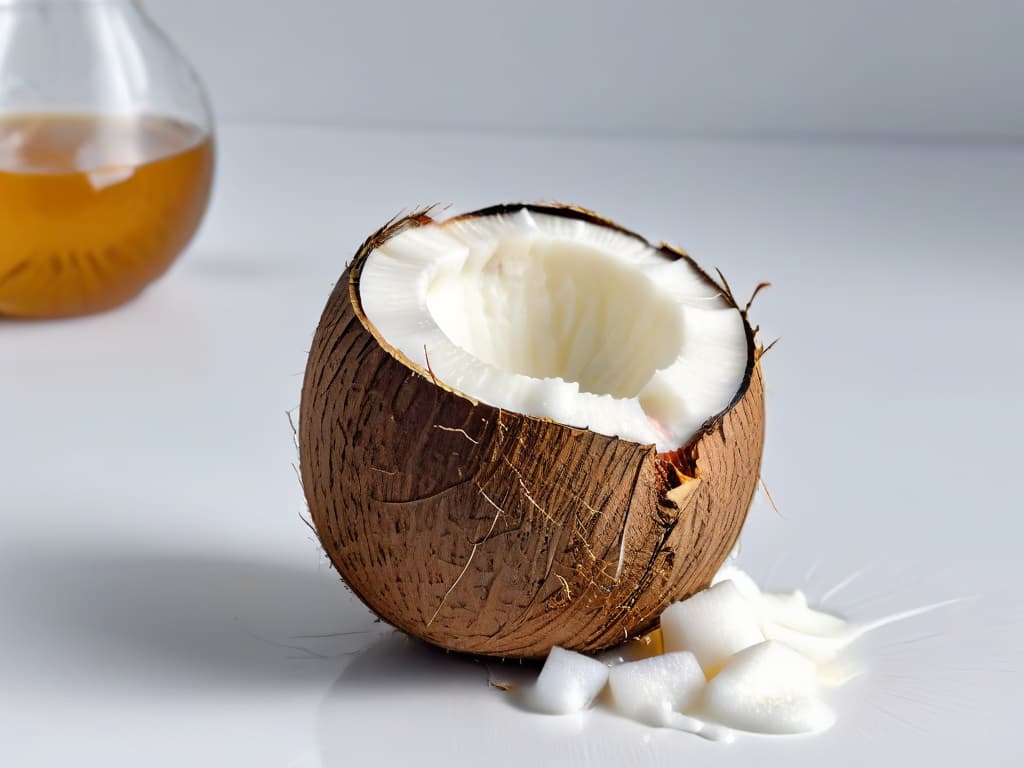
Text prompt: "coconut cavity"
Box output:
[[359, 208, 748, 451]]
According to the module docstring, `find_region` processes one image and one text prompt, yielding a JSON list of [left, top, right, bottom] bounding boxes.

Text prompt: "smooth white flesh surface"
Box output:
[[660, 580, 765, 676], [528, 646, 609, 715], [359, 209, 748, 451], [608, 652, 706, 725], [700, 641, 837, 735]]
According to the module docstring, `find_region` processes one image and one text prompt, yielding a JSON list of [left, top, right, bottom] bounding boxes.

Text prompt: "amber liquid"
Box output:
[[0, 113, 214, 317]]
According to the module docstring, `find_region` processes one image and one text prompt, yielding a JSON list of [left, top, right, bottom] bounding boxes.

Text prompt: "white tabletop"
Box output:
[[2, 124, 1022, 766]]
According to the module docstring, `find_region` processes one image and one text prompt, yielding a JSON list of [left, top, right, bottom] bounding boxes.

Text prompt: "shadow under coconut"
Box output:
[[316, 633, 677, 768], [2, 542, 381, 692], [327, 631, 540, 692]]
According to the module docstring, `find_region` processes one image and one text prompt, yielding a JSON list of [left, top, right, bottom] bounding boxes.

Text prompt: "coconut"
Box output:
[[299, 203, 764, 659]]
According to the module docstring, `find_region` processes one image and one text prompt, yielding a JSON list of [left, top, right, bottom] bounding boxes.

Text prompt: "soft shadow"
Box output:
[[3, 544, 380, 691], [315, 634, 660, 768], [328, 631, 538, 692], [317, 634, 535, 765]]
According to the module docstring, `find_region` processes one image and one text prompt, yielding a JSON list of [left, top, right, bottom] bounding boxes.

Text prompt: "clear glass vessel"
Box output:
[[0, 0, 214, 318]]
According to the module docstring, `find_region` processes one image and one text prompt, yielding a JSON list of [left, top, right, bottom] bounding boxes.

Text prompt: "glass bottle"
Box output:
[[0, 0, 214, 318]]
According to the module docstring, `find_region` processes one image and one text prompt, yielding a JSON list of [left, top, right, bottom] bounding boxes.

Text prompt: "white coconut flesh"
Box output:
[[359, 209, 748, 452]]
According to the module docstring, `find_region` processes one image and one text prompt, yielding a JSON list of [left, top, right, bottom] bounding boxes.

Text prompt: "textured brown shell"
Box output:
[[299, 204, 764, 659]]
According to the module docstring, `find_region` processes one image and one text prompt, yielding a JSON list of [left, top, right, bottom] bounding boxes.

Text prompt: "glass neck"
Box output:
[[0, 0, 210, 132]]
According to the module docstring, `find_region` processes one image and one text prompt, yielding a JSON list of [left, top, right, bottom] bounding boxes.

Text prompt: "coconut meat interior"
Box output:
[[359, 209, 748, 452]]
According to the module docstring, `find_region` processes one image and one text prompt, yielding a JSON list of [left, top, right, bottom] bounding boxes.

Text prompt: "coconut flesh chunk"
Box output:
[[661, 580, 766, 677], [700, 641, 837, 735], [359, 208, 748, 452], [529, 646, 610, 715], [607, 652, 706, 725]]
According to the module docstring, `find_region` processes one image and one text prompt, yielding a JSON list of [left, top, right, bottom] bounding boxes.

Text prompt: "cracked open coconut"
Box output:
[[299, 203, 764, 658]]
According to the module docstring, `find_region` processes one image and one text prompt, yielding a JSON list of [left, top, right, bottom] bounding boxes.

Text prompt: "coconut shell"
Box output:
[[299, 204, 764, 659]]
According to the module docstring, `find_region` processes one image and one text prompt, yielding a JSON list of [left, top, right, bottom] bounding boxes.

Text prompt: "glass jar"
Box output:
[[0, 0, 214, 318]]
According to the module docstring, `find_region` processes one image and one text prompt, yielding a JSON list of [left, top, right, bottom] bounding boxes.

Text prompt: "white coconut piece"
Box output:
[[661, 580, 765, 676], [607, 652, 706, 726], [528, 646, 609, 715], [700, 640, 836, 735], [359, 208, 749, 452]]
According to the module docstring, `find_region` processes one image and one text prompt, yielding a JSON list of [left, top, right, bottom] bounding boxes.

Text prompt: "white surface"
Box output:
[[146, 0, 1024, 142], [2, 123, 1023, 766]]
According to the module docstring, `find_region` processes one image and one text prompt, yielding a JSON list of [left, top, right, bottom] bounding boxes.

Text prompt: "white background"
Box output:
[[147, 0, 1024, 142], [3, 2, 1024, 767]]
